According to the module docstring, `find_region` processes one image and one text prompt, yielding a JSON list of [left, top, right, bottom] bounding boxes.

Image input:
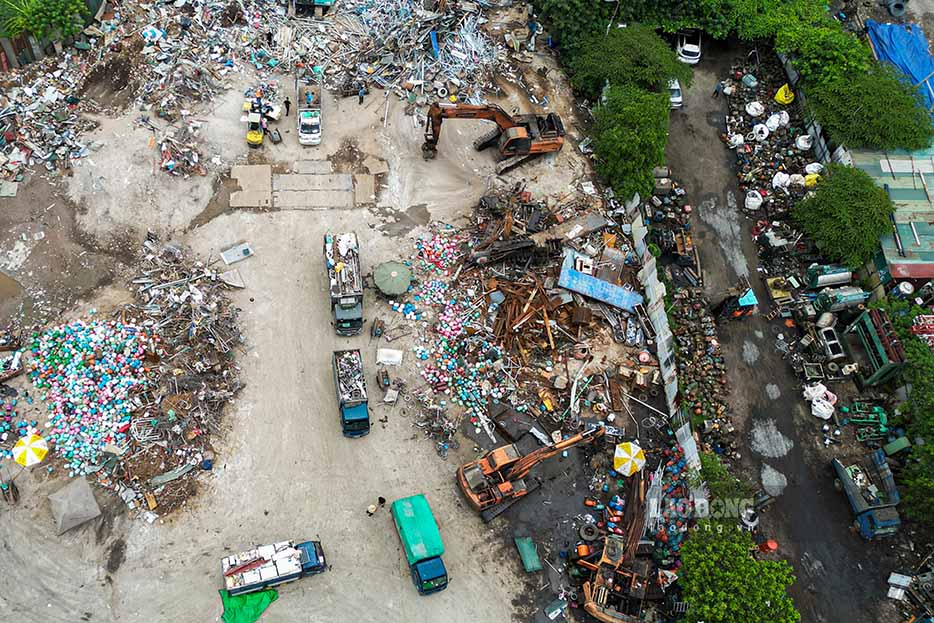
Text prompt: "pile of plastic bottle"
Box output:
[[0, 396, 38, 460], [653, 444, 690, 569], [413, 279, 449, 307], [414, 319, 509, 421], [26, 320, 152, 476], [415, 232, 462, 274]]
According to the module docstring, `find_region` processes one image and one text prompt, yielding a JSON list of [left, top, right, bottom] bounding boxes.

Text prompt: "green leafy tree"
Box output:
[[792, 164, 894, 267], [591, 85, 669, 202], [731, 0, 827, 41], [699, 452, 751, 500], [0, 0, 88, 40], [775, 21, 872, 85], [868, 299, 934, 526], [808, 63, 934, 151], [531, 0, 615, 55], [681, 523, 799, 623], [567, 24, 692, 101]]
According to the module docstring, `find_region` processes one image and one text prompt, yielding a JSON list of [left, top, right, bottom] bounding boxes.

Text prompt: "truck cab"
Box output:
[[412, 556, 448, 595], [299, 110, 321, 146], [296, 540, 327, 574], [391, 494, 449, 595], [340, 401, 370, 437]]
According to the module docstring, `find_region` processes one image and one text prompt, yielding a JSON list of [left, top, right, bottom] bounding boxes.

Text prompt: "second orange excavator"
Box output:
[[457, 426, 605, 522], [422, 102, 566, 174]]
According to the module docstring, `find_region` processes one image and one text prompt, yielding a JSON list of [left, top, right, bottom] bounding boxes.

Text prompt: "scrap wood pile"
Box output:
[[721, 50, 824, 218], [0, 235, 244, 518]]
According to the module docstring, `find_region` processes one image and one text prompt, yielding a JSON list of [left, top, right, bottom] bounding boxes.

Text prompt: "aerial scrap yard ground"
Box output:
[[0, 2, 927, 623], [0, 2, 607, 622]]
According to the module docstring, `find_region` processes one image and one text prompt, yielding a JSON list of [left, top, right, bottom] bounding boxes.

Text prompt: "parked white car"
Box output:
[[676, 30, 701, 65], [668, 79, 683, 109]]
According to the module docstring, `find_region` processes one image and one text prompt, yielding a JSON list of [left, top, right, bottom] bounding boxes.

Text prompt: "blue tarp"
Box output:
[[866, 20, 934, 112], [558, 250, 643, 311]]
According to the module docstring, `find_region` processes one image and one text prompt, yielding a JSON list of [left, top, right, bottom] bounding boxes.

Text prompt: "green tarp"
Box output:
[[219, 589, 279, 623], [514, 536, 542, 572]]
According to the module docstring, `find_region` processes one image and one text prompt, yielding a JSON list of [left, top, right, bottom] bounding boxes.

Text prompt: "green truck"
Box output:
[[391, 494, 449, 595]]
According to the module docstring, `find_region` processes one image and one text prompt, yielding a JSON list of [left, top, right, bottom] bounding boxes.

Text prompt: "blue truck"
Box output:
[[832, 449, 901, 540], [333, 349, 370, 437], [391, 494, 449, 595], [222, 539, 326, 596]]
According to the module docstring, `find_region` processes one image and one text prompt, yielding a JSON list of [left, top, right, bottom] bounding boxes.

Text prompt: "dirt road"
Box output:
[[666, 40, 902, 623]]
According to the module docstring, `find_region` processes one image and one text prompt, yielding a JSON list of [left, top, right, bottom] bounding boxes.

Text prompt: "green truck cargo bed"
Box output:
[[391, 494, 444, 566]]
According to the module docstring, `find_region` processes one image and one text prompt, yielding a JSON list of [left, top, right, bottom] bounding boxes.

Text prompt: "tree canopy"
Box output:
[[567, 24, 692, 101], [591, 85, 670, 202], [680, 524, 799, 623], [807, 63, 934, 151], [792, 164, 894, 267], [869, 299, 934, 528], [0, 0, 88, 40]]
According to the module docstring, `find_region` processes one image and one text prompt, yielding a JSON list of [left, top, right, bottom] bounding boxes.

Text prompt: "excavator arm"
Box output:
[[504, 427, 605, 482], [422, 103, 518, 159]]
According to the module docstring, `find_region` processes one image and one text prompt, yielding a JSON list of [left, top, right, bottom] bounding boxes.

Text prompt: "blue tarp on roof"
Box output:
[[866, 20, 934, 112]]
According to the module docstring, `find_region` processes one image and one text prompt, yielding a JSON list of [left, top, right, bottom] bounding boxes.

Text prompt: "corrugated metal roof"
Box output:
[[851, 149, 934, 277]]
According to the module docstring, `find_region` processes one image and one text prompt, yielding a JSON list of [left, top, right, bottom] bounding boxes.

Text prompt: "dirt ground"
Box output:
[[666, 39, 904, 623], [0, 27, 597, 623]]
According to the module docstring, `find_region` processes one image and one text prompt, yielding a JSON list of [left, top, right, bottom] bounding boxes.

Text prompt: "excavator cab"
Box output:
[[498, 127, 532, 156]]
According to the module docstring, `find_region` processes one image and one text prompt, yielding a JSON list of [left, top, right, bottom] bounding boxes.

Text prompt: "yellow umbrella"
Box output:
[[613, 441, 646, 477], [13, 433, 48, 467]]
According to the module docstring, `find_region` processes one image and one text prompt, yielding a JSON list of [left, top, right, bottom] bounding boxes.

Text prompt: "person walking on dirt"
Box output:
[[283, 97, 291, 116], [358, 86, 366, 105], [712, 80, 724, 98]]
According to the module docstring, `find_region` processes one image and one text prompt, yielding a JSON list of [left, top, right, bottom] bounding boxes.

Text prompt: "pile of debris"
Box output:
[[721, 53, 822, 218], [0, 235, 244, 518]]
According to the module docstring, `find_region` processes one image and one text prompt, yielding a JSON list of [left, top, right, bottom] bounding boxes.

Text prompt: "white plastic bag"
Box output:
[[752, 124, 770, 141], [802, 383, 828, 402], [772, 171, 790, 190], [745, 101, 765, 117], [811, 398, 834, 420], [728, 133, 745, 149], [796, 135, 813, 150], [805, 162, 824, 175], [745, 191, 763, 211]]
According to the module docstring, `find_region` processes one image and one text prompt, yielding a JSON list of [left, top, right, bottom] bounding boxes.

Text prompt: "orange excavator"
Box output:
[[422, 102, 566, 174], [457, 426, 605, 522]]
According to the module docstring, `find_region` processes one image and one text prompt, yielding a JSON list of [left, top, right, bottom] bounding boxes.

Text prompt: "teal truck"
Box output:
[[391, 494, 449, 595], [832, 449, 901, 540], [332, 349, 370, 437]]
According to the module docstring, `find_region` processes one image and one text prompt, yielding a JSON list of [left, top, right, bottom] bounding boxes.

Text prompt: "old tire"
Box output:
[[579, 524, 599, 542]]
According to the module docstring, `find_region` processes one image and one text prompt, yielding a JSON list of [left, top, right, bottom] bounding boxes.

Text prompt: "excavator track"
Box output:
[[495, 153, 539, 175], [473, 128, 501, 151], [479, 478, 541, 523]]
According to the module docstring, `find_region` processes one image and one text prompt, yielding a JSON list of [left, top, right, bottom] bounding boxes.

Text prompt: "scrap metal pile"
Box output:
[[669, 289, 737, 459], [0, 0, 512, 182], [722, 53, 823, 218], [0, 236, 244, 517], [380, 186, 678, 454], [288, 0, 504, 103]]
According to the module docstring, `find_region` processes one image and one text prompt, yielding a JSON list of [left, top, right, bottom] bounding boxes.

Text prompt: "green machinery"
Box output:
[[840, 402, 889, 441], [842, 309, 907, 387]]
